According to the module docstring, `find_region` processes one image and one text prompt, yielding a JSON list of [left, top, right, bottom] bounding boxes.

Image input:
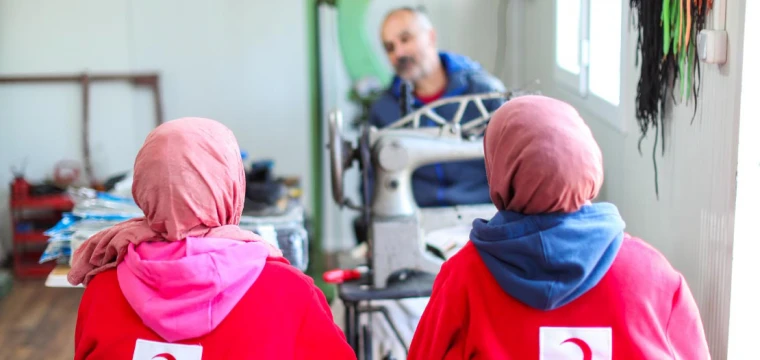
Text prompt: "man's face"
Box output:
[[381, 11, 436, 82]]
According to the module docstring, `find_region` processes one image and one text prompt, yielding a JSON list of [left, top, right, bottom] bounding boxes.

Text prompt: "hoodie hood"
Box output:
[[116, 237, 269, 342], [390, 51, 483, 100], [470, 203, 625, 311]]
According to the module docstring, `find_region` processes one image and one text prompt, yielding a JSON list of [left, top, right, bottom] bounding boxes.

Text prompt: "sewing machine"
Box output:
[[327, 90, 519, 288], [327, 88, 536, 358]]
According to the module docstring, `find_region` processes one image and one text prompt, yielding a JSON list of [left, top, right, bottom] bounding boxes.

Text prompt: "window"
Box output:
[[555, 0, 624, 119], [555, 0, 582, 76]]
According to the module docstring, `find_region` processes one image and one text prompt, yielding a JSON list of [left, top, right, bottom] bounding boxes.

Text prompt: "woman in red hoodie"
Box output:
[[69, 118, 355, 360], [407, 96, 710, 359]]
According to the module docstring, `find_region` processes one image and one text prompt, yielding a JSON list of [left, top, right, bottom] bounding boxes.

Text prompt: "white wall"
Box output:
[[0, 0, 312, 259], [727, 0, 760, 355], [520, 1, 746, 358]]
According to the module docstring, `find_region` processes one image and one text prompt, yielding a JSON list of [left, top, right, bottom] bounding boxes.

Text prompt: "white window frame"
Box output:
[[553, 0, 628, 132]]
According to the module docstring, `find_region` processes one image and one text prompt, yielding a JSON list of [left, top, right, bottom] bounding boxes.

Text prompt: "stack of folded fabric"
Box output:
[[39, 188, 142, 266], [40, 187, 310, 272]]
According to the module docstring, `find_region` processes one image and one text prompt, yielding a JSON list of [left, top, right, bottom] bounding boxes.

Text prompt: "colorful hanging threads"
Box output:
[[629, 0, 712, 199]]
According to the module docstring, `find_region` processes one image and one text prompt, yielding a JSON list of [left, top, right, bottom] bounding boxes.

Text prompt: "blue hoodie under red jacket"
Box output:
[[407, 204, 710, 359]]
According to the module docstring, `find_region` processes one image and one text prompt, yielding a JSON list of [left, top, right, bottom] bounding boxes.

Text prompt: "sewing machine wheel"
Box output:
[[328, 110, 356, 207], [358, 124, 372, 224]]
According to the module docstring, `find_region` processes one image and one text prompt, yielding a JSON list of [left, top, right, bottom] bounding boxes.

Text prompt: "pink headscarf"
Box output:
[[68, 117, 283, 286], [484, 95, 603, 214]]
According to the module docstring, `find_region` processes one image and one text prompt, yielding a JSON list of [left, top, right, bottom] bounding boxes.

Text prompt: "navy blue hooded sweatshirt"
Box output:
[[367, 51, 506, 207], [469, 203, 626, 310]]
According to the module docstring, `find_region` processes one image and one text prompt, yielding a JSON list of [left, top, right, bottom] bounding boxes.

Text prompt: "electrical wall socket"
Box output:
[[697, 29, 728, 65]]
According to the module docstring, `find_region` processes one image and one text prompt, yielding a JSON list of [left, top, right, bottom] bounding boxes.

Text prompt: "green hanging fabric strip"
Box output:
[[662, 0, 672, 56], [680, 51, 687, 99], [672, 0, 679, 55], [687, 42, 695, 100], [673, 0, 686, 101]]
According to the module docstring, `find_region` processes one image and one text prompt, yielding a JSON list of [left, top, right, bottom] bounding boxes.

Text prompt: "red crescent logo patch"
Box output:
[[151, 354, 177, 360], [561, 338, 593, 360]]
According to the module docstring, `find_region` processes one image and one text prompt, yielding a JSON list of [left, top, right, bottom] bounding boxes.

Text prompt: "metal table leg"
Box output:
[[344, 300, 359, 356]]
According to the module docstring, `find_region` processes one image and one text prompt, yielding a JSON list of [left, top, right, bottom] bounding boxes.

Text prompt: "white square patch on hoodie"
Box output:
[[539, 327, 612, 360], [132, 339, 203, 360]]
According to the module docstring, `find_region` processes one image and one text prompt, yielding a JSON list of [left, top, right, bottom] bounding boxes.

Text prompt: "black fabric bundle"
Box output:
[[629, 0, 711, 198]]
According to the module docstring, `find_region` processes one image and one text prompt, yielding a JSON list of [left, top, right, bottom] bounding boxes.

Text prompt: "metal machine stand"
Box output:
[[338, 270, 434, 358]]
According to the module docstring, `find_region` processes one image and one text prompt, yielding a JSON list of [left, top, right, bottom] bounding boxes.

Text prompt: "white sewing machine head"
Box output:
[[328, 91, 530, 288]]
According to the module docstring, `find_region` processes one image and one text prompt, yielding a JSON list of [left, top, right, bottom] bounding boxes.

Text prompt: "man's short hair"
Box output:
[[383, 6, 434, 31]]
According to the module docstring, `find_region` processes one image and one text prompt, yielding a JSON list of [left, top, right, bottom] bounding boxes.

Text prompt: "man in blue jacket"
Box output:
[[367, 7, 506, 208]]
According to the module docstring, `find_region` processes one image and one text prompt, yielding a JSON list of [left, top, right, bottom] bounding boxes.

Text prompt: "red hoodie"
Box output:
[[407, 234, 710, 359], [74, 238, 355, 360]]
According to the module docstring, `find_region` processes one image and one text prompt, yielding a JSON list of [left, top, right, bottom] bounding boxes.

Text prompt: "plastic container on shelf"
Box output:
[[239, 204, 309, 272]]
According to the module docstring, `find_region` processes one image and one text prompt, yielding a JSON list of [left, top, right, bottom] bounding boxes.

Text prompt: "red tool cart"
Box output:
[[9, 177, 73, 279]]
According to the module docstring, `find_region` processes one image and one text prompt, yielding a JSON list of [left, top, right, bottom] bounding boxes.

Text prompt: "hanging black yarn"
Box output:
[[629, 0, 665, 198], [628, 0, 711, 199]]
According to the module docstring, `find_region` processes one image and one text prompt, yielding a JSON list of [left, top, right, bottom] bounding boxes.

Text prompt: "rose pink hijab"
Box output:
[[484, 95, 604, 214], [68, 117, 282, 286]]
